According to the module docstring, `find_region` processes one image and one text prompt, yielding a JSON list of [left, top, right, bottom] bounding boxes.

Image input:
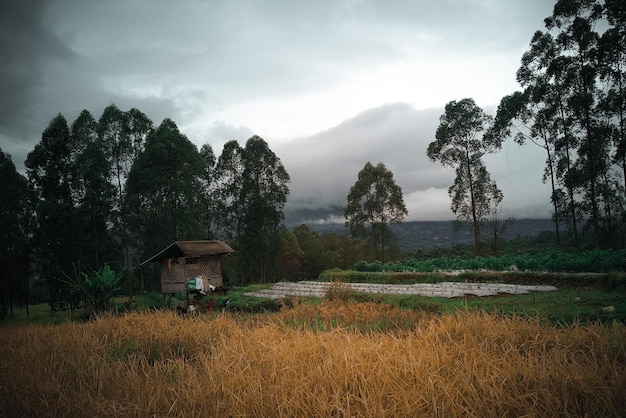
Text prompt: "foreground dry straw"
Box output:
[[1, 302, 625, 417]]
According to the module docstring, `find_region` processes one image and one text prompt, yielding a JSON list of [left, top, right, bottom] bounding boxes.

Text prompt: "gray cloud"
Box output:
[[201, 121, 255, 152], [277, 103, 448, 194], [1, 0, 556, 221], [39, 0, 555, 108], [0, 1, 71, 138], [278, 103, 552, 223]]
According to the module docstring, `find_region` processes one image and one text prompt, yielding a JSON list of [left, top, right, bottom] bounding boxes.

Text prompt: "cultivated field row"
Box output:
[[244, 280, 558, 299]]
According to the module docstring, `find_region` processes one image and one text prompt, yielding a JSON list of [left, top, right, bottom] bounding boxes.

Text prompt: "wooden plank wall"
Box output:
[[160, 256, 224, 293]]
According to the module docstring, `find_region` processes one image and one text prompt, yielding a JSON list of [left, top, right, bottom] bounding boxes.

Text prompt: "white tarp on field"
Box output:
[[243, 281, 557, 299]]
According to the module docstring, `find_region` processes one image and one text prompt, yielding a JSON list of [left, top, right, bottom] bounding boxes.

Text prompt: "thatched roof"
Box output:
[[141, 240, 234, 265]]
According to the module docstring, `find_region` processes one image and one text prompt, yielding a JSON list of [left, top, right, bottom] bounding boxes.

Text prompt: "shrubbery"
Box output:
[[82, 264, 123, 312], [352, 249, 626, 273]]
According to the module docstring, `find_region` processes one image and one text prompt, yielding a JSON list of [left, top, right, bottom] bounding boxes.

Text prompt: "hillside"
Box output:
[[300, 219, 556, 252]]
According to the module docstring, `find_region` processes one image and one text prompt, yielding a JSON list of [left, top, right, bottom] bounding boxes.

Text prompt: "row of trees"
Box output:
[[428, 0, 626, 251], [0, 152, 31, 317], [3, 0, 623, 315], [496, 0, 626, 248], [1, 102, 401, 316], [0, 104, 296, 315]]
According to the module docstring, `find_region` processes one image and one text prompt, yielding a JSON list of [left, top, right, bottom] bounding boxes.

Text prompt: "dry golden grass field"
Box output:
[[1, 301, 625, 417]]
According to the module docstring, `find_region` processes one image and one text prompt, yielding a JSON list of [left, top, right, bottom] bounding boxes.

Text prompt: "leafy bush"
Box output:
[[82, 264, 123, 313], [353, 260, 383, 272], [351, 249, 626, 274]]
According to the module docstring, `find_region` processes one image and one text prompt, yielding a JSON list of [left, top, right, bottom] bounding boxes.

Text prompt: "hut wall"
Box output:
[[203, 255, 224, 288], [161, 258, 186, 293], [160, 255, 224, 294]]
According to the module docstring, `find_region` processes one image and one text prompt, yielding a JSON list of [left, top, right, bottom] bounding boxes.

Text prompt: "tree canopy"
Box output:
[[238, 136, 290, 283], [0, 150, 30, 318], [123, 118, 206, 288], [427, 99, 503, 252], [345, 161, 407, 263], [492, 0, 626, 249]]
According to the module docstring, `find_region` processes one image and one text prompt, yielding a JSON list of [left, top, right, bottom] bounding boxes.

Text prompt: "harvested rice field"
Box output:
[[1, 302, 625, 417]]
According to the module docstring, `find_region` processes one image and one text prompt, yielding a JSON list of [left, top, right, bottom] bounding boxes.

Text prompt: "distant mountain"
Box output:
[[389, 219, 556, 251], [292, 219, 556, 252]]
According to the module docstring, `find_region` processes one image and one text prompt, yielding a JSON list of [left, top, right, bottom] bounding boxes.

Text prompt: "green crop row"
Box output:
[[353, 249, 626, 273]]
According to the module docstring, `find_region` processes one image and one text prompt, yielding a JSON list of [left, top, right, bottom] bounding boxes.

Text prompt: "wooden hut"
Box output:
[[142, 240, 234, 294]]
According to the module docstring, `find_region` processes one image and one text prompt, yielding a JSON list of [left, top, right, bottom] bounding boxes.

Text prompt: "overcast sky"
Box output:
[[1, 0, 556, 223]]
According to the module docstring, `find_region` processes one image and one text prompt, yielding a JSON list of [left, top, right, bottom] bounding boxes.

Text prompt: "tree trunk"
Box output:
[[559, 105, 579, 247], [542, 129, 561, 247], [465, 149, 480, 252]]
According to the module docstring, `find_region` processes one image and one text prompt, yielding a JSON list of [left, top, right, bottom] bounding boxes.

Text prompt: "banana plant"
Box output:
[[82, 264, 123, 312]]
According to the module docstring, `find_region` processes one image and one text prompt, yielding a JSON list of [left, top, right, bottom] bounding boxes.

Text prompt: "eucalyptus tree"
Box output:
[[121, 109, 153, 276], [97, 105, 153, 224], [123, 119, 204, 290], [97, 104, 127, 205], [199, 143, 219, 239], [0, 150, 30, 318], [427, 98, 503, 252], [98, 105, 129, 281], [71, 110, 118, 270], [598, 0, 626, 245], [25, 114, 80, 309], [496, 28, 584, 247], [125, 108, 153, 162], [238, 136, 290, 283], [599, 0, 626, 185], [98, 105, 153, 290], [546, 0, 607, 247], [344, 161, 407, 263], [450, 160, 502, 243], [491, 90, 563, 245], [214, 140, 245, 240], [491, 30, 570, 246]]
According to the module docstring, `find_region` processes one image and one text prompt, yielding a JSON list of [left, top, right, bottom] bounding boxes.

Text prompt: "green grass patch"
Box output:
[[0, 303, 87, 327], [319, 269, 444, 284], [355, 288, 625, 325], [319, 269, 626, 292], [3, 273, 625, 327]]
